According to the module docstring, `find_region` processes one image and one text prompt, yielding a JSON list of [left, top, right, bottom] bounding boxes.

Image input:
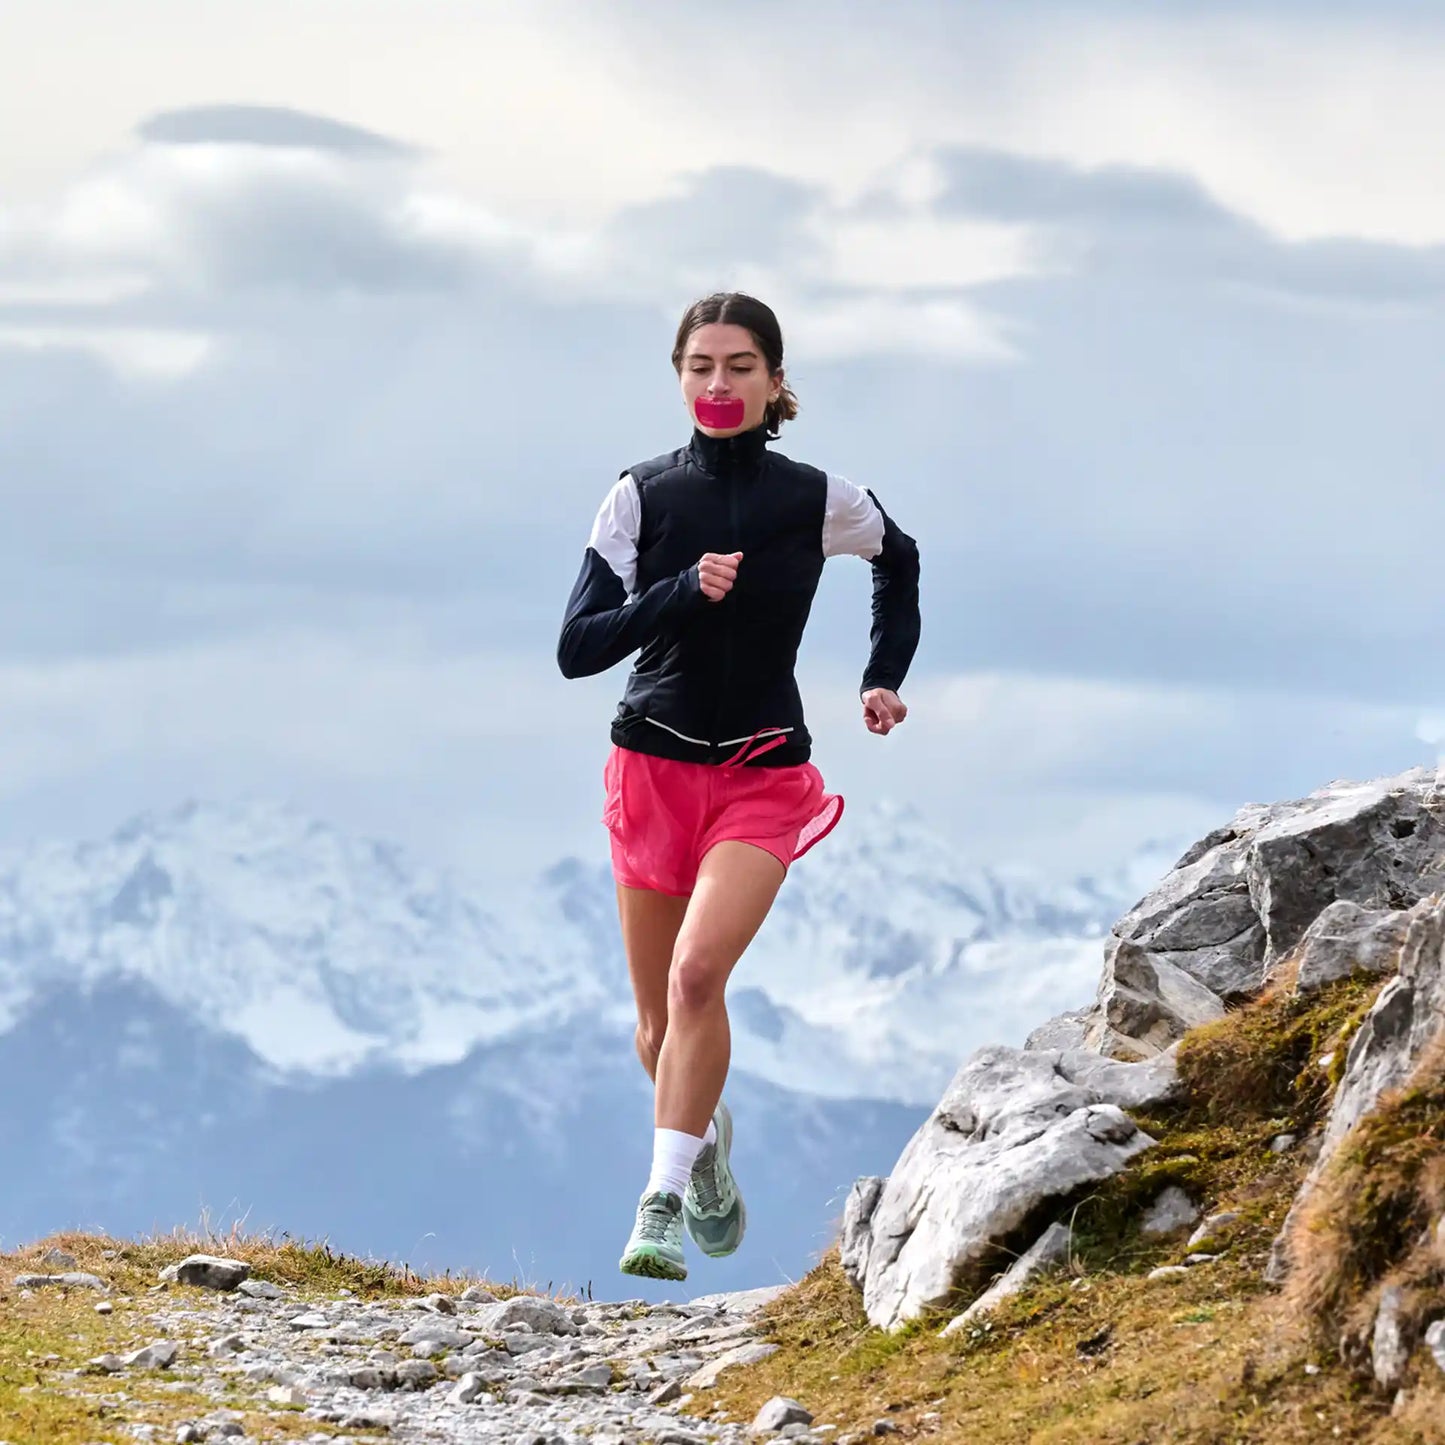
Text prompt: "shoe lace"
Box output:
[[636, 1194, 678, 1243], [690, 1147, 722, 1213]]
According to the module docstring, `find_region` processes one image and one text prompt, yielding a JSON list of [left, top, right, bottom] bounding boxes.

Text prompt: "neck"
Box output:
[[688, 422, 770, 475]]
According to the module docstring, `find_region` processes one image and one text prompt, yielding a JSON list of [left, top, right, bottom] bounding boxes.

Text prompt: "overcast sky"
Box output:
[[3, 0, 1444, 888]]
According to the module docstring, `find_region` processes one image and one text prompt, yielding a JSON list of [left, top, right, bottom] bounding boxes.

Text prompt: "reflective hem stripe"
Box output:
[[642, 719, 795, 750]]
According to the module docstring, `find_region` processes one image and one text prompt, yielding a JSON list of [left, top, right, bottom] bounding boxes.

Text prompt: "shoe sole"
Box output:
[[618, 1245, 687, 1282], [685, 1103, 746, 1259]]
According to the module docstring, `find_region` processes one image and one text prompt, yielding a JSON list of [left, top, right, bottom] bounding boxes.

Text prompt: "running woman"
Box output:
[[557, 292, 921, 1281]]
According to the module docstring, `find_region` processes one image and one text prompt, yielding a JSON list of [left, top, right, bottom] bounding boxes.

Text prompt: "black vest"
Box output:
[[612, 426, 827, 767]]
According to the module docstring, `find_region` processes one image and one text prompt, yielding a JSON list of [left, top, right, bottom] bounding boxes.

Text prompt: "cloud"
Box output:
[[137, 104, 419, 156]]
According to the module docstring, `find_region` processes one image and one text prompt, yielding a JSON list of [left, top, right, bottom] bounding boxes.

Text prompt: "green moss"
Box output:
[[1175, 973, 1385, 1129]]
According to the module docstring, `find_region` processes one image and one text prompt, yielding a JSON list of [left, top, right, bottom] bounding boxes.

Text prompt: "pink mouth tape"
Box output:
[[695, 396, 746, 428]]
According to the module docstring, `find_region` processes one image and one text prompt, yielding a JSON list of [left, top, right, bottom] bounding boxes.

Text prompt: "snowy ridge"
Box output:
[[0, 798, 1182, 1104]]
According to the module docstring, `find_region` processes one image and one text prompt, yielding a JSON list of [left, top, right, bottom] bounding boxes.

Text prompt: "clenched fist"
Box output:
[[697, 551, 743, 602], [862, 687, 908, 736]]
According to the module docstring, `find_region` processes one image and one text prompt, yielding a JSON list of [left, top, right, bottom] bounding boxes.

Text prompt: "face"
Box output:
[[679, 322, 783, 436]]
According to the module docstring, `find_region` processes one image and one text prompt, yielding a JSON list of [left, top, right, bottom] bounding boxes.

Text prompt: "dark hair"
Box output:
[[671, 292, 800, 436]]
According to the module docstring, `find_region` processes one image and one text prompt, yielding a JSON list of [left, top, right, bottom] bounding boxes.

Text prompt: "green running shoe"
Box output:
[[684, 1101, 746, 1258], [618, 1190, 687, 1281]]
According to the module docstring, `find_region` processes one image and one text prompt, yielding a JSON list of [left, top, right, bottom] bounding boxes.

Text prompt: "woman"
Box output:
[[557, 292, 920, 1281]]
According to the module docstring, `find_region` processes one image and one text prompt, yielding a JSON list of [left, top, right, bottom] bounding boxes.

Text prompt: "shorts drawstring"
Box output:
[[722, 728, 790, 767]]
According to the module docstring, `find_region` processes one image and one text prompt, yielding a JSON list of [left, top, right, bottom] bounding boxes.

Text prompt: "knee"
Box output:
[[668, 948, 727, 1016]]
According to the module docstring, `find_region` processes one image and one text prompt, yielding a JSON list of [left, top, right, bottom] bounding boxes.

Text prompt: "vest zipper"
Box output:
[[710, 465, 742, 759]]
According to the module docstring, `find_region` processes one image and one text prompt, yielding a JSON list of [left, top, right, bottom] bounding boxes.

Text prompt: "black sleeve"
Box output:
[[859, 491, 921, 696], [556, 550, 705, 679]]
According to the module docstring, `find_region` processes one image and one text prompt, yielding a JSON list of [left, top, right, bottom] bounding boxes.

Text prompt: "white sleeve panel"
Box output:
[[822, 472, 886, 560], [587, 475, 642, 595]]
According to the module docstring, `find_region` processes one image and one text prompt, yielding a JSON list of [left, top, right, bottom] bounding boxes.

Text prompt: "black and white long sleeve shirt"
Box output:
[[557, 424, 920, 767]]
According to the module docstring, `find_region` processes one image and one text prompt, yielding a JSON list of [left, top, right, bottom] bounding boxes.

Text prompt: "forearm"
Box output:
[[861, 508, 920, 695], [557, 557, 703, 678]]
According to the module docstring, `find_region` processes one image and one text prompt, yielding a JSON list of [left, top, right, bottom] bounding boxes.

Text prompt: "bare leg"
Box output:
[[654, 841, 786, 1137], [614, 884, 689, 1080]]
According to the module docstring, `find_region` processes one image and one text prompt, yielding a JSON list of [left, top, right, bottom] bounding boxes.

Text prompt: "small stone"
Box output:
[[1304, 1362, 1321, 1375], [94, 1301, 114, 1315], [421, 1292, 457, 1315], [752, 1396, 814, 1433], [1373, 1285, 1411, 1392], [1147, 1266, 1192, 1282], [1424, 1319, 1445, 1375], [1184, 1253, 1220, 1266], [473, 1296, 580, 1336], [459, 1285, 498, 1304], [237, 1279, 285, 1300], [394, 1358, 439, 1390], [176, 1426, 205, 1443], [38, 1248, 79, 1269], [872, 1422, 898, 1437], [1186, 1211, 1240, 1250], [160, 1254, 251, 1292], [124, 1340, 181, 1370], [267, 1384, 307, 1407], [288, 1312, 332, 1330], [685, 1340, 779, 1389], [398, 1323, 474, 1350], [341, 1409, 397, 1430], [208, 1333, 246, 1357], [1318, 1052, 1335, 1072], [15, 1271, 108, 1292], [1270, 1133, 1298, 1153], [88, 1353, 125, 1373], [779, 1427, 815, 1441], [1140, 1186, 1199, 1236], [447, 1371, 492, 1405], [649, 1378, 684, 1405]]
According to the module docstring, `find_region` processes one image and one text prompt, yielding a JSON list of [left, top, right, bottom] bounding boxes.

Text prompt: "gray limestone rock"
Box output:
[[1424, 1319, 1445, 1376], [841, 1044, 1159, 1329], [1140, 1186, 1199, 1237], [1023, 1008, 1092, 1053], [751, 1396, 814, 1434], [159, 1255, 252, 1292], [237, 1279, 285, 1300], [14, 1270, 108, 1292], [1081, 767, 1445, 1059], [685, 1341, 779, 1388], [474, 1296, 581, 1337], [1187, 1211, 1240, 1251], [1293, 900, 1418, 994], [1372, 1286, 1412, 1392]]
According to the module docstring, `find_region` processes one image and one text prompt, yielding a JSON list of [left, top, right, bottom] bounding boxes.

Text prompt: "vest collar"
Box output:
[[687, 423, 770, 476]]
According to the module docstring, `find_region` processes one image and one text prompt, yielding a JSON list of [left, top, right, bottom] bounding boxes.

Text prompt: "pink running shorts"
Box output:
[[602, 744, 844, 896]]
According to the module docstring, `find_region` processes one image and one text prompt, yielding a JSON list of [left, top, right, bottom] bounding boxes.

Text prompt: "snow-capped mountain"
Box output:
[[0, 798, 1182, 1290], [0, 798, 1176, 1105]]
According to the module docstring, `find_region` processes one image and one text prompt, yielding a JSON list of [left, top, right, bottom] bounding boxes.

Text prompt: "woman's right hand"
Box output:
[[697, 551, 742, 602]]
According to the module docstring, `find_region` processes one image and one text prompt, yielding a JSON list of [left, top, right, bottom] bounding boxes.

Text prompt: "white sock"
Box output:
[[645, 1128, 705, 1200], [701, 1119, 717, 1148]]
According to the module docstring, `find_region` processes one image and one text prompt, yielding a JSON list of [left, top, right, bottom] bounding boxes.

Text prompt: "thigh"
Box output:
[[615, 883, 689, 1023], [674, 840, 787, 985]]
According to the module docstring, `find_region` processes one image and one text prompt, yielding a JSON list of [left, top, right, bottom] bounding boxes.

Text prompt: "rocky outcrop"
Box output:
[[839, 1046, 1176, 1329], [848, 764, 1445, 1331], [1030, 766, 1445, 1062], [1267, 891, 1445, 1282]]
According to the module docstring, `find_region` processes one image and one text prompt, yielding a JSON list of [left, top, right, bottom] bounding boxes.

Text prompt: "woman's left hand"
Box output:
[[861, 688, 908, 736]]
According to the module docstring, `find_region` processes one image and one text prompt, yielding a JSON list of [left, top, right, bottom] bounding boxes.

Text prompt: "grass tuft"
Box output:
[[1286, 1038, 1445, 1351]]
